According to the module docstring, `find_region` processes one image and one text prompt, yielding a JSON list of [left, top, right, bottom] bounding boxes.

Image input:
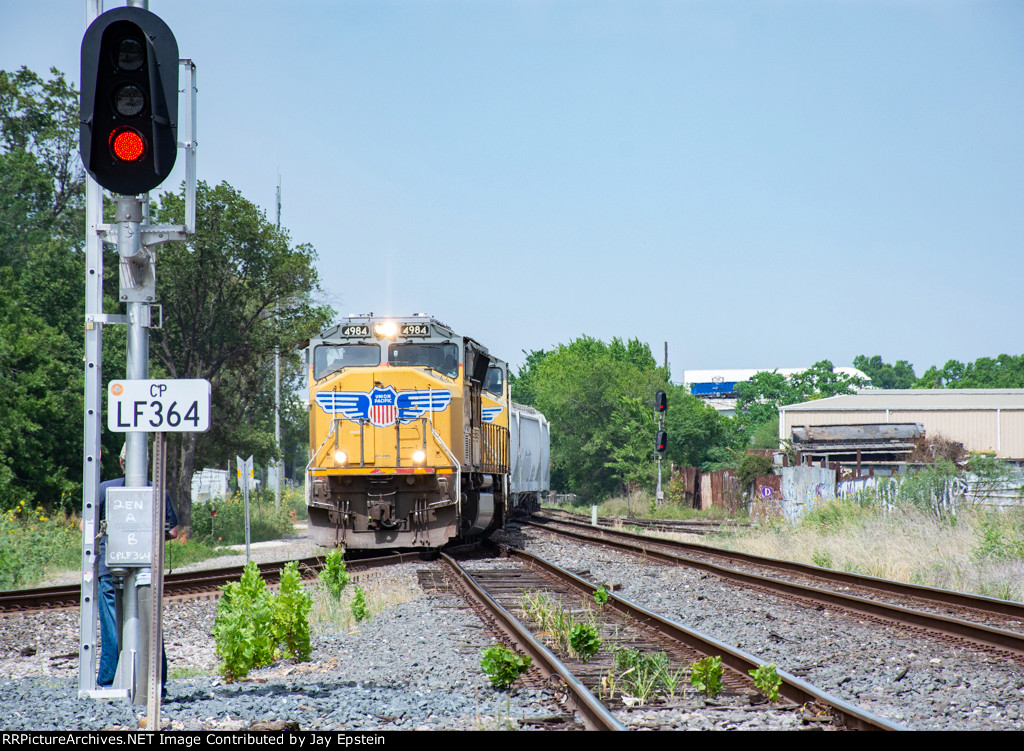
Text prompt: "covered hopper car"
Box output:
[[304, 314, 549, 551]]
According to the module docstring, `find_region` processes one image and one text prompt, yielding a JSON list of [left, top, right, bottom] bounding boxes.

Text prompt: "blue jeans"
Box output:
[[97, 576, 118, 687], [97, 575, 168, 691]]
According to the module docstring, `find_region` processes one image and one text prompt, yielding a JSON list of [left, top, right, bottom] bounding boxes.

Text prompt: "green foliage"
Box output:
[[568, 623, 602, 661], [853, 355, 917, 389], [734, 361, 864, 441], [749, 663, 781, 702], [213, 562, 277, 682], [689, 655, 724, 698], [189, 490, 296, 545], [351, 585, 369, 622], [480, 645, 532, 690], [800, 498, 873, 532], [892, 460, 961, 518], [150, 182, 334, 529], [594, 585, 609, 605], [973, 512, 1024, 563], [0, 503, 79, 589], [213, 560, 312, 682], [736, 453, 775, 491], [273, 561, 313, 661], [0, 68, 89, 513], [319, 548, 350, 599], [811, 549, 833, 568], [511, 337, 739, 498], [915, 354, 1024, 389]]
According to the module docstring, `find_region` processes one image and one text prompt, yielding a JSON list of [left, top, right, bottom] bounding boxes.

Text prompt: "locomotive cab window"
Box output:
[[314, 344, 380, 379], [484, 365, 504, 396], [388, 342, 459, 379]]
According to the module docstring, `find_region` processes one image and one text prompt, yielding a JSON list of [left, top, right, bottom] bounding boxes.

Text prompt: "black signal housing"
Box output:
[[80, 7, 178, 195]]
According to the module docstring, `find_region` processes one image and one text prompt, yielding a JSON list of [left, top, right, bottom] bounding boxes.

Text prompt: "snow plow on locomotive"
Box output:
[[304, 314, 548, 551]]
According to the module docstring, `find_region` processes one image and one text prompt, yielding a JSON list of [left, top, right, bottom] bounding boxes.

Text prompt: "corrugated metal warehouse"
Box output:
[[779, 389, 1024, 461]]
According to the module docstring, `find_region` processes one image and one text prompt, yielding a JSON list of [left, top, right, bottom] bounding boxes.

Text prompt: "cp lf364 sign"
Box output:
[[108, 379, 211, 432]]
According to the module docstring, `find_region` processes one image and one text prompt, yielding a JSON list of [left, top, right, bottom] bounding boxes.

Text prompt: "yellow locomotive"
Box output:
[[305, 314, 511, 550]]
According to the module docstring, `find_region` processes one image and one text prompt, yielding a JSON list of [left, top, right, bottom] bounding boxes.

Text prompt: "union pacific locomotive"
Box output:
[[304, 314, 547, 551]]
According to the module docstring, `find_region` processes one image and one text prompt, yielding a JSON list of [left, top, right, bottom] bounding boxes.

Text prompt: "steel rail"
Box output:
[[527, 518, 1024, 659], [501, 545, 905, 731], [0, 552, 423, 613], [439, 552, 626, 731]]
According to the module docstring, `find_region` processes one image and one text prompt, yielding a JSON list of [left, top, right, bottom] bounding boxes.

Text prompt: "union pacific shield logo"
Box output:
[[316, 388, 453, 425], [368, 386, 398, 427]]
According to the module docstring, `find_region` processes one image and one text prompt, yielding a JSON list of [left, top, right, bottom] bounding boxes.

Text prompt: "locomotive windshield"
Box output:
[[388, 342, 459, 379], [484, 365, 504, 396], [313, 344, 380, 379]]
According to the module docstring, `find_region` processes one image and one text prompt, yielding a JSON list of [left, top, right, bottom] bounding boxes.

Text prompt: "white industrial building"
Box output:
[[779, 389, 1024, 462]]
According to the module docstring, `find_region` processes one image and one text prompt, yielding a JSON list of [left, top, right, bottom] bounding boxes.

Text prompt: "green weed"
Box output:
[[749, 663, 781, 702], [689, 655, 723, 698], [480, 645, 532, 690]]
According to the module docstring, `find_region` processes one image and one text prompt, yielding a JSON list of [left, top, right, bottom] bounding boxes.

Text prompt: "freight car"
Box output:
[[304, 314, 549, 551]]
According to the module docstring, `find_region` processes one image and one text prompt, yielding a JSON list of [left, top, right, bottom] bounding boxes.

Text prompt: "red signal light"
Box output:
[[109, 127, 145, 162]]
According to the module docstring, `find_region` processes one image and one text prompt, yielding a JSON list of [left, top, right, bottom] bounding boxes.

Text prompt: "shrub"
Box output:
[[689, 655, 723, 697], [351, 585, 368, 622], [568, 623, 601, 661], [480, 645, 532, 689], [318, 547, 349, 599], [213, 560, 312, 682], [749, 663, 781, 702]]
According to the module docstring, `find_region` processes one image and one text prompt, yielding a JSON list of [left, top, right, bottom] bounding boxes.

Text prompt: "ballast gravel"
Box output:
[[515, 526, 1024, 732], [0, 540, 565, 732]]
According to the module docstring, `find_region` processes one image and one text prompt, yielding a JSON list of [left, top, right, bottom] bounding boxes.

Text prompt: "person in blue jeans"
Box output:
[[97, 444, 179, 689]]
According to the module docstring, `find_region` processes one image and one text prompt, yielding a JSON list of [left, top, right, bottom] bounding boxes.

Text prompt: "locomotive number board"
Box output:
[[340, 324, 370, 337], [400, 323, 431, 337]]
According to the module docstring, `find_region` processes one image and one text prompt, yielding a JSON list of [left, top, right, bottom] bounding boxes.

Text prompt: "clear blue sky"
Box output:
[[3, 1, 1022, 378]]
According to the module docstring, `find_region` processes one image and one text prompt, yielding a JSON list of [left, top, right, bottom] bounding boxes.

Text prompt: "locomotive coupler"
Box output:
[[368, 500, 399, 529]]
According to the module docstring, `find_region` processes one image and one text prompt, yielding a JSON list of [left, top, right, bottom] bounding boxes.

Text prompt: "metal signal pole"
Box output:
[[274, 176, 282, 507]]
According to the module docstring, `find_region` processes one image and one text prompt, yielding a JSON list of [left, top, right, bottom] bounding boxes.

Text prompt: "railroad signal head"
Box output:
[[655, 390, 668, 413], [656, 430, 668, 453], [80, 7, 178, 195]]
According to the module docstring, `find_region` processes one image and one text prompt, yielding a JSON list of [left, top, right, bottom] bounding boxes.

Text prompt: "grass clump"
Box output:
[[309, 569, 420, 633], [710, 495, 1024, 603]]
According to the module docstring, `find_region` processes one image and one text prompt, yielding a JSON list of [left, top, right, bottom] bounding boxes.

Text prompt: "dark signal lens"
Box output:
[[116, 38, 145, 71], [109, 127, 146, 161], [113, 83, 145, 116]]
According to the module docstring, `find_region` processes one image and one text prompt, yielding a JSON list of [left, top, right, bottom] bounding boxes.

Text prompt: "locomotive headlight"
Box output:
[[334, 450, 348, 465], [374, 320, 397, 338], [412, 449, 426, 464]]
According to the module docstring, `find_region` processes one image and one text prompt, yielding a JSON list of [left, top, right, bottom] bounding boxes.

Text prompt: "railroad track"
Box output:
[[441, 546, 903, 731], [0, 552, 425, 613], [527, 512, 1024, 662], [536, 506, 750, 536]]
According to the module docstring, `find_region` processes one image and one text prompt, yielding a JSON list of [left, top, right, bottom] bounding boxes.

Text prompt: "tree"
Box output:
[[915, 355, 1024, 389], [734, 360, 864, 440], [853, 355, 916, 389], [149, 182, 333, 531], [0, 68, 88, 512], [512, 336, 669, 499], [0, 67, 84, 265]]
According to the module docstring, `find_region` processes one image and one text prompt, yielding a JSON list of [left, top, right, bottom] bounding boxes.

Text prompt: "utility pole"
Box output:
[[274, 176, 282, 507]]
